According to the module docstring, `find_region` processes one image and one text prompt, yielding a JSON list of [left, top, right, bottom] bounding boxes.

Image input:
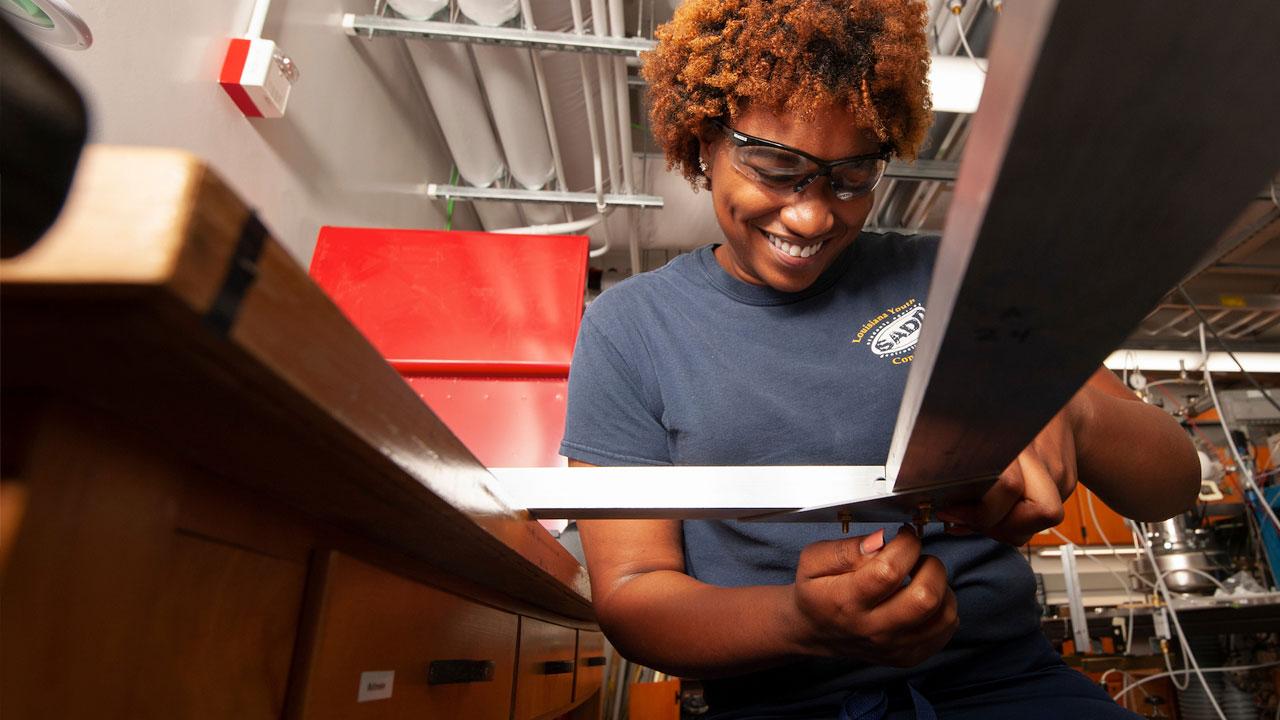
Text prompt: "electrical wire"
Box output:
[[1131, 518, 1228, 719], [1048, 527, 1138, 598], [1111, 658, 1280, 702], [952, 7, 987, 75], [1081, 489, 1148, 651], [1200, 325, 1280, 536], [1178, 286, 1280, 415], [444, 166, 458, 231]]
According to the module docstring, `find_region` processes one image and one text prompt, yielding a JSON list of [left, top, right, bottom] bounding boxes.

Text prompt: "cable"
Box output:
[[444, 166, 458, 230], [1178, 286, 1280, 416], [948, 1, 987, 75], [1200, 325, 1280, 536], [1048, 527, 1139, 598], [1111, 659, 1280, 701], [1131, 518, 1228, 719]]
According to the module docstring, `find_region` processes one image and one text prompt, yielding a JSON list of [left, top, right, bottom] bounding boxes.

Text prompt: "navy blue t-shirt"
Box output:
[[560, 234, 1044, 716]]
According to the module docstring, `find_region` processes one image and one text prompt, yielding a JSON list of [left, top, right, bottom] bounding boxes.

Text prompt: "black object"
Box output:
[[204, 213, 268, 335], [583, 655, 607, 667], [541, 660, 574, 675], [426, 659, 496, 685], [0, 14, 89, 258]]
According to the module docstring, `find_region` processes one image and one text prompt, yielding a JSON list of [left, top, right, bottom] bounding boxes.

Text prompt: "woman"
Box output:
[[560, 0, 1200, 716]]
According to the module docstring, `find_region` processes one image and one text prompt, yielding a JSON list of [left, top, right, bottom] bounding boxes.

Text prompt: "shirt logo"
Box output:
[[853, 299, 926, 362]]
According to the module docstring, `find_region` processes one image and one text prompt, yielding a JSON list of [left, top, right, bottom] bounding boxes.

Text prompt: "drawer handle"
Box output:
[[584, 656, 607, 667], [427, 659, 496, 685], [541, 660, 575, 675]]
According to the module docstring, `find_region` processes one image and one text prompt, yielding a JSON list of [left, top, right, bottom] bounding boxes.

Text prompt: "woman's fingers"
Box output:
[[937, 462, 1025, 531], [984, 452, 1067, 545]]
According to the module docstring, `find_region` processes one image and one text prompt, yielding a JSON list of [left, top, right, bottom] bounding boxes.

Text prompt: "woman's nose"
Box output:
[[779, 188, 837, 239]]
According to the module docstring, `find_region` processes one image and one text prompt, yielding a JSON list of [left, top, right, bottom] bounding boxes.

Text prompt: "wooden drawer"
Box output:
[[573, 630, 607, 702], [291, 552, 518, 720], [629, 680, 681, 720], [513, 617, 577, 720]]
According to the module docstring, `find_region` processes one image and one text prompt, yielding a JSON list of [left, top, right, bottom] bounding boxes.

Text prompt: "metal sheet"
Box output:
[[481, 0, 1280, 522], [489, 466, 888, 520], [886, 0, 1280, 491]]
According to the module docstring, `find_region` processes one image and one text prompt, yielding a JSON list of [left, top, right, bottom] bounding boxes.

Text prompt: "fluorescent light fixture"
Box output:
[[929, 55, 987, 114], [1106, 350, 1280, 374]]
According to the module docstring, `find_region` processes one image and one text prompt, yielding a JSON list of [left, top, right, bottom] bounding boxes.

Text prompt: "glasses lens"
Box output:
[[831, 158, 887, 200], [732, 145, 817, 189]]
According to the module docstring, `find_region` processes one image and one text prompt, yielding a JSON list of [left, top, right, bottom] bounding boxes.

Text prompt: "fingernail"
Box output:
[[860, 529, 885, 554], [900, 523, 918, 537]]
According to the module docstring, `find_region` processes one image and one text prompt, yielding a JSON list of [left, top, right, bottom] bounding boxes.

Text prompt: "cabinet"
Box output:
[[291, 552, 520, 720], [514, 618, 579, 720], [0, 146, 600, 720], [574, 630, 607, 702]]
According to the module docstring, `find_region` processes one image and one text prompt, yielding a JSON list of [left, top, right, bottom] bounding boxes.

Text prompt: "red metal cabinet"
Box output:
[[310, 228, 588, 468]]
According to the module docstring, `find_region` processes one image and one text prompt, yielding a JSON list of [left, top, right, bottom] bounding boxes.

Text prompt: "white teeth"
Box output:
[[765, 231, 823, 259]]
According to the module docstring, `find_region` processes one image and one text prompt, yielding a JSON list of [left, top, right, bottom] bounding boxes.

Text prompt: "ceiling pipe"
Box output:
[[606, 0, 641, 274], [589, 0, 622, 197], [492, 213, 605, 234], [519, 0, 572, 222], [569, 0, 612, 258]]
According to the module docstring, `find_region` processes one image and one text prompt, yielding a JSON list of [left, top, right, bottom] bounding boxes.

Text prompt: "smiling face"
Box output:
[[700, 103, 882, 293]]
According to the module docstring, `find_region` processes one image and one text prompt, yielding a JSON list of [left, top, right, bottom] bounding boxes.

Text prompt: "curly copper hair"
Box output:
[[642, 0, 932, 187]]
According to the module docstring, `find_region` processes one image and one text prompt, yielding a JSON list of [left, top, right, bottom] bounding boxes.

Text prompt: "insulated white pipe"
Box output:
[[386, 0, 448, 20], [589, 0, 622, 194], [492, 213, 604, 235], [520, 0, 572, 223], [570, 0, 611, 257], [404, 41, 506, 189], [606, 0, 641, 273], [607, 0, 633, 193], [474, 202, 527, 230], [457, 0, 519, 25], [459, 0, 560, 226], [470, 46, 556, 189]]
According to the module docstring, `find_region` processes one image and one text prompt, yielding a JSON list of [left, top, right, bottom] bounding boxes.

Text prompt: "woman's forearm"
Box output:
[[1070, 381, 1200, 521], [594, 570, 812, 678]]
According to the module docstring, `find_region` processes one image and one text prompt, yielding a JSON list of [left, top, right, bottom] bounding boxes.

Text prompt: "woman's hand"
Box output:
[[936, 406, 1078, 546], [791, 526, 959, 668]]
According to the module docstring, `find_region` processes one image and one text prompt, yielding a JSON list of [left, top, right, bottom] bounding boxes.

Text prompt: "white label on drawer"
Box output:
[[357, 670, 395, 702]]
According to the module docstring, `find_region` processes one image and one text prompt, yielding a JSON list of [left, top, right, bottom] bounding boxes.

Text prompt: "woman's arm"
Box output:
[[1068, 368, 1200, 520], [938, 368, 1200, 544], [573, 462, 958, 678]]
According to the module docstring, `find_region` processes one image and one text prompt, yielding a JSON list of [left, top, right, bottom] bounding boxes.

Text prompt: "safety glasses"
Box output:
[[713, 120, 891, 201]]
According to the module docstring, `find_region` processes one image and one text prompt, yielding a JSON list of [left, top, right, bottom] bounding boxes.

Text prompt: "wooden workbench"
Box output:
[[0, 146, 601, 720]]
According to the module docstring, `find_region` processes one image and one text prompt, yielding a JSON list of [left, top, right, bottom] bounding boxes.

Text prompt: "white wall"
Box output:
[[40, 0, 477, 265]]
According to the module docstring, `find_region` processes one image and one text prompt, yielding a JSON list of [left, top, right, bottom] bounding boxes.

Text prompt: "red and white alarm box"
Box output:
[[219, 37, 296, 118]]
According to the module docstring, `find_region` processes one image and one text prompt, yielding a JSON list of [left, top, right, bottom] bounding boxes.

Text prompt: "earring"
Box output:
[[699, 157, 708, 174]]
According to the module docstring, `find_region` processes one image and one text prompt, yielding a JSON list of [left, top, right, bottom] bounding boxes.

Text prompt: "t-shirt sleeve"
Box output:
[[559, 314, 670, 466]]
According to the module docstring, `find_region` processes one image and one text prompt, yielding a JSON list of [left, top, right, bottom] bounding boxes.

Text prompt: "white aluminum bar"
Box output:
[[490, 466, 993, 524], [1060, 544, 1093, 653], [491, 466, 887, 520], [343, 14, 655, 56], [425, 184, 663, 208]]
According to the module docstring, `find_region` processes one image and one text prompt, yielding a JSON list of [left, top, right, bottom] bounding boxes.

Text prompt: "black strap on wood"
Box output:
[[204, 211, 267, 335]]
